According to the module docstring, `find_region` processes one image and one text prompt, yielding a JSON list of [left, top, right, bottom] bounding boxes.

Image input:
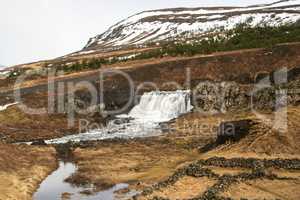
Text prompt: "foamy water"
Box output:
[[46, 90, 192, 144]]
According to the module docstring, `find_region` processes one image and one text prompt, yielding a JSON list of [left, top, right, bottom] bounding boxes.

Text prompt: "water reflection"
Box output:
[[34, 161, 134, 200]]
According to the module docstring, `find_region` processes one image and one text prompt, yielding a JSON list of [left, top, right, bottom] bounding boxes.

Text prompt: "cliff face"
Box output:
[[84, 0, 300, 51], [193, 76, 300, 113]]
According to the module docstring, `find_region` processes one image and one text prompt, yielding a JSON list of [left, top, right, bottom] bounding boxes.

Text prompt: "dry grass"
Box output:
[[0, 106, 77, 142], [145, 177, 216, 200], [0, 144, 57, 200], [70, 140, 201, 190], [69, 105, 300, 198], [223, 179, 300, 200], [200, 106, 300, 159], [206, 166, 251, 176]]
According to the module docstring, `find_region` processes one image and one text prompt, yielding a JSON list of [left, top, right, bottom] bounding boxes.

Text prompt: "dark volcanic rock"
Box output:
[[216, 119, 253, 145], [31, 139, 47, 146], [138, 157, 300, 200]]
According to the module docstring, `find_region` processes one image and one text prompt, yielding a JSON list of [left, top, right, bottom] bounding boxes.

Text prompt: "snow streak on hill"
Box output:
[[84, 0, 300, 50]]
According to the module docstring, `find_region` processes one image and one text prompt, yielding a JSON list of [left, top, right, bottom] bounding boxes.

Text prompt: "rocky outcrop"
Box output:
[[192, 67, 300, 113], [217, 120, 254, 145], [192, 81, 250, 113]]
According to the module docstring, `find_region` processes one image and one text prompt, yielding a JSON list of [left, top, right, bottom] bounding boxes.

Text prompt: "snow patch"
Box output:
[[0, 103, 18, 111], [85, 0, 300, 48]]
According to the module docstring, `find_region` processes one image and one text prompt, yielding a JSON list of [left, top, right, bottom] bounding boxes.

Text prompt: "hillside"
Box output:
[[83, 0, 300, 51], [1, 1, 300, 199], [1, 0, 299, 78]]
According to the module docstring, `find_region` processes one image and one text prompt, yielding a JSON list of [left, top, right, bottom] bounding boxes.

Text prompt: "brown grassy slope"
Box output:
[[0, 43, 300, 143], [203, 106, 300, 159], [2, 42, 300, 92], [0, 106, 78, 143], [222, 179, 300, 200], [10, 47, 158, 71], [69, 139, 201, 191], [0, 144, 57, 200], [68, 106, 300, 199]]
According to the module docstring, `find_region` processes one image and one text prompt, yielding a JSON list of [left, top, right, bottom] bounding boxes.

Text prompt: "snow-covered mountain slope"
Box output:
[[84, 0, 300, 50]]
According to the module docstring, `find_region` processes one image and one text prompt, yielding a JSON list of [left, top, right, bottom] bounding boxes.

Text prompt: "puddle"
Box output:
[[33, 161, 136, 200]]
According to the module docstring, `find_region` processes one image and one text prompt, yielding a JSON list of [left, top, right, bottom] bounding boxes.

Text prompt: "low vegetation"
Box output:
[[7, 22, 300, 78], [55, 58, 103, 73], [137, 22, 300, 58], [72, 22, 300, 67]]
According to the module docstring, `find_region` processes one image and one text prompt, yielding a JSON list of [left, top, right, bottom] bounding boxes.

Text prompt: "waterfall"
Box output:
[[126, 90, 193, 122], [47, 90, 193, 144]]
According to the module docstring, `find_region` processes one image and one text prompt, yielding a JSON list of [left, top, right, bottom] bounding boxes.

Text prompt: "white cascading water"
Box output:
[[127, 90, 193, 122], [47, 90, 193, 144]]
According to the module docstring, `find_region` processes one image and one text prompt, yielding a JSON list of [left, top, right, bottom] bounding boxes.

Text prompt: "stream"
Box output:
[[33, 90, 193, 199], [46, 90, 193, 144]]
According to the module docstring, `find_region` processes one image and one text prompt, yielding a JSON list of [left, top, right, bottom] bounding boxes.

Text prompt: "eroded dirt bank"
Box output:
[[0, 144, 57, 200]]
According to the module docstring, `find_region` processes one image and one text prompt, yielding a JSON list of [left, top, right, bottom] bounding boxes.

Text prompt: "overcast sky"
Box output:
[[0, 0, 275, 66]]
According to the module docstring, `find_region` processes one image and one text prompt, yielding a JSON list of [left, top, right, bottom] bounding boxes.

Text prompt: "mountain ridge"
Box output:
[[82, 0, 300, 52]]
